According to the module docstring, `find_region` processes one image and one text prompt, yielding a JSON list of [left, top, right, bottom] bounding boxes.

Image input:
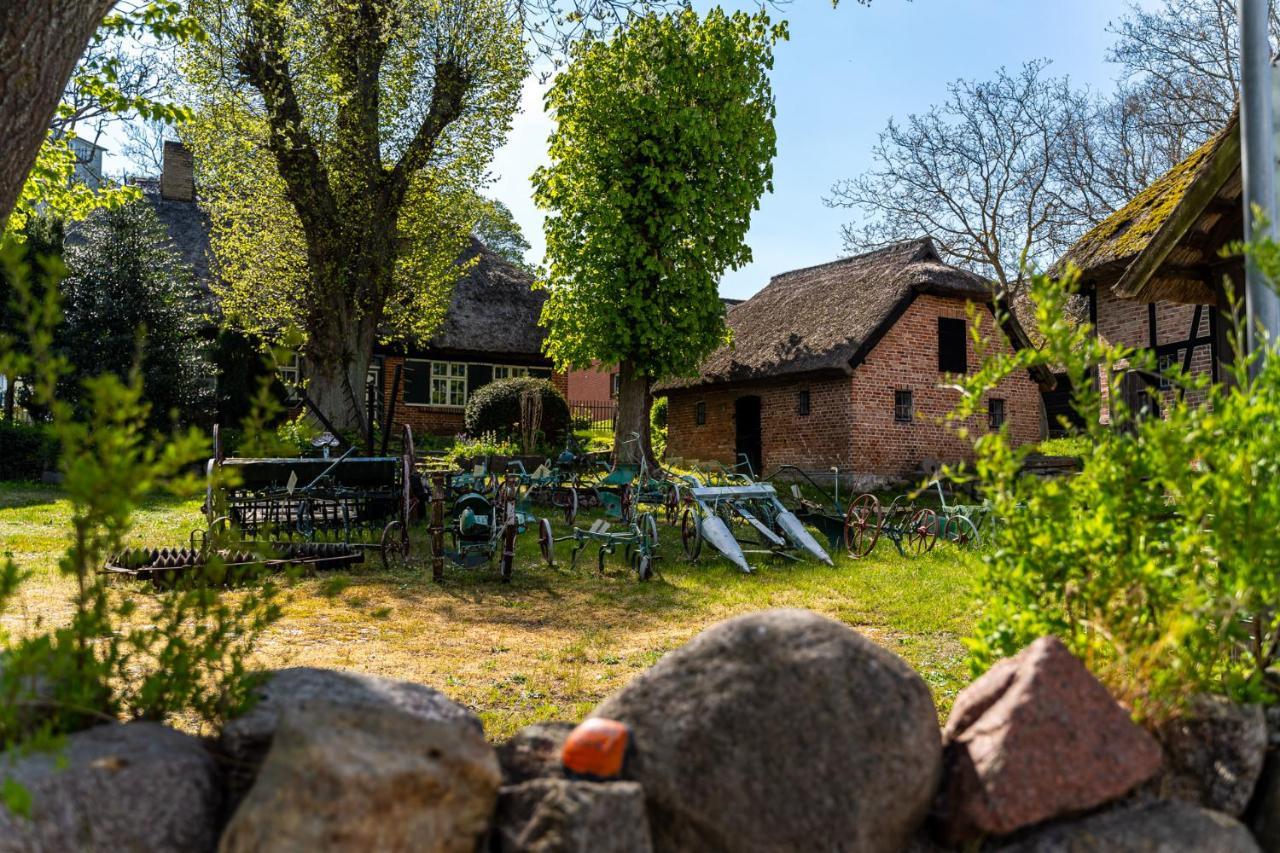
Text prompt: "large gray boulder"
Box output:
[[1155, 695, 1267, 817], [218, 667, 481, 806], [591, 608, 941, 853], [1249, 706, 1280, 852], [998, 800, 1260, 852], [0, 722, 221, 852], [493, 778, 652, 853], [219, 702, 500, 852], [497, 721, 575, 784]]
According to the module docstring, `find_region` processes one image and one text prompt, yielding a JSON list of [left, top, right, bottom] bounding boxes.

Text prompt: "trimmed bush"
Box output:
[[0, 422, 59, 481], [464, 378, 570, 446]]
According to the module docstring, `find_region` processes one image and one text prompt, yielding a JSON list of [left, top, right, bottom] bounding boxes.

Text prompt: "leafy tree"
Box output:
[[59, 200, 213, 429], [181, 0, 527, 440], [533, 8, 782, 462], [473, 195, 535, 272]]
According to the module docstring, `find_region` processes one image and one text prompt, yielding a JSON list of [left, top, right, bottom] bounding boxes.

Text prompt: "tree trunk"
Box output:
[[613, 359, 655, 465], [0, 0, 115, 226], [305, 323, 375, 446]]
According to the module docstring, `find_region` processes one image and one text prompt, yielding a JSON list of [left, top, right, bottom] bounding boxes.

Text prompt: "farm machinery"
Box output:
[[425, 470, 554, 582], [556, 513, 661, 581]]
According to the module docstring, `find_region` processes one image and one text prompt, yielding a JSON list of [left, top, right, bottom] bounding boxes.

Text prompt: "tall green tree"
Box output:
[[533, 8, 781, 462], [182, 0, 527, 438]]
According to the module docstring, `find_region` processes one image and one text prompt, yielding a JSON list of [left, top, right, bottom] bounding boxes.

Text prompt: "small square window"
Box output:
[[894, 389, 913, 423], [988, 398, 1006, 430], [1157, 353, 1177, 390], [798, 389, 810, 417], [695, 401, 706, 426]]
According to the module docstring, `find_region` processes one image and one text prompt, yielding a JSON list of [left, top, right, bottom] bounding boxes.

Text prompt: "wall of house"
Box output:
[[663, 293, 1042, 483], [566, 362, 615, 404]]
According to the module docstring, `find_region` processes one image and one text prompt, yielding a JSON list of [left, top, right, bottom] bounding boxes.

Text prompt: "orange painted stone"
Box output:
[[560, 718, 630, 780]]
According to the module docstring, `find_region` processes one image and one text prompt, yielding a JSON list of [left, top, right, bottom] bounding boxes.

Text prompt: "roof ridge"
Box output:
[[766, 237, 935, 284]]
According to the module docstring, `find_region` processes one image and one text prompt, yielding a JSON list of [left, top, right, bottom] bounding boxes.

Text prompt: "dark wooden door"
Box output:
[[735, 395, 763, 478]]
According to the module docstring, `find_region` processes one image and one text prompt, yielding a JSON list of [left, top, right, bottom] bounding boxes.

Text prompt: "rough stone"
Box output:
[[592, 608, 941, 853], [219, 702, 500, 853], [1252, 754, 1280, 853], [935, 636, 1162, 842], [497, 721, 574, 784], [998, 800, 1260, 852], [0, 721, 221, 853], [493, 778, 652, 853], [1155, 694, 1267, 817], [218, 667, 481, 806]]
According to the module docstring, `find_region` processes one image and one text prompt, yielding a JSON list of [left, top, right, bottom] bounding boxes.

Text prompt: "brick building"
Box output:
[[1055, 114, 1242, 424], [659, 239, 1050, 485]]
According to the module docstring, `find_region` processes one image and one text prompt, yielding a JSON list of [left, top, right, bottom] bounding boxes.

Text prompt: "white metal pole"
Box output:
[[1239, 0, 1280, 372]]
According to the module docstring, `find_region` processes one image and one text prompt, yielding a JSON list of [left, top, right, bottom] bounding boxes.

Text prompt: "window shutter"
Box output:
[[468, 363, 493, 392], [403, 361, 430, 404]]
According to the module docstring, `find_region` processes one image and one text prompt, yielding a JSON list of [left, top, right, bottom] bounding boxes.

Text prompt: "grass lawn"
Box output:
[[0, 480, 979, 740]]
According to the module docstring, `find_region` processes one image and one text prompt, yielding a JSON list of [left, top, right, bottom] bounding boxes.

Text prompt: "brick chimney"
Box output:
[[160, 140, 194, 202]]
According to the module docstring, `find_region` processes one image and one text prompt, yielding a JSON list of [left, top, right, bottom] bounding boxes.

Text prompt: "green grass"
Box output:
[[0, 480, 979, 739]]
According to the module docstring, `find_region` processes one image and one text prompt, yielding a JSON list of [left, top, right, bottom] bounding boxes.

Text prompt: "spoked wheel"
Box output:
[[560, 486, 579, 526], [680, 508, 702, 561], [942, 515, 979, 549], [380, 520, 409, 570], [633, 549, 653, 582], [663, 485, 681, 526], [843, 494, 882, 558], [538, 518, 554, 565], [906, 508, 938, 556], [619, 484, 635, 523]]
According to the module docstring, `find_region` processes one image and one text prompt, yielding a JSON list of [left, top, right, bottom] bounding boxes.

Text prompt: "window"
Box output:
[[695, 401, 706, 426], [894, 389, 913, 423], [431, 361, 468, 407], [611, 373, 620, 397], [988, 397, 1006, 430], [278, 354, 302, 403], [797, 389, 811, 417], [1157, 353, 1177, 390], [937, 317, 968, 374], [493, 365, 531, 381]]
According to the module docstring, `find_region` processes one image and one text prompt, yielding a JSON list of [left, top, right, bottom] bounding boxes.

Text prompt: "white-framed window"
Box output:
[[430, 361, 468, 407], [1157, 352, 1178, 391], [493, 365, 531, 381], [278, 355, 302, 403]]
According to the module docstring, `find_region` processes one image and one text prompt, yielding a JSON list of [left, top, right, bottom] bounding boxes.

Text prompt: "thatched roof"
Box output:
[[416, 237, 547, 357], [660, 238, 1051, 391], [1056, 114, 1241, 305], [137, 178, 215, 294]]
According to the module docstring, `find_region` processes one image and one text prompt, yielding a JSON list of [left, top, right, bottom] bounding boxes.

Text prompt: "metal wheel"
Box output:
[[843, 494, 882, 558], [639, 512, 659, 552], [538, 517, 554, 565], [380, 520, 408, 570], [619, 483, 635, 523], [906, 508, 938, 556], [500, 521, 517, 582], [680, 508, 702, 561], [636, 552, 653, 582], [663, 484, 681, 526], [561, 486, 579, 525], [942, 515, 980, 549]]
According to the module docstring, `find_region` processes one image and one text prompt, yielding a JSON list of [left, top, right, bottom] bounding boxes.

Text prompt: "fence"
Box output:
[[569, 399, 616, 441]]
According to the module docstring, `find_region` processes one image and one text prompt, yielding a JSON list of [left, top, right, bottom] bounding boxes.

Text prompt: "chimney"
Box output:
[[160, 140, 194, 202]]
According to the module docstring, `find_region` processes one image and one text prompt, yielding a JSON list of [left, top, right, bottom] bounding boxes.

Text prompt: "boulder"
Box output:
[[0, 721, 221, 852], [591, 608, 941, 853], [1249, 707, 1280, 852], [1155, 694, 1266, 816], [218, 667, 481, 806], [934, 636, 1162, 842], [493, 778, 652, 853], [497, 721, 574, 784], [219, 702, 500, 852], [998, 800, 1260, 852]]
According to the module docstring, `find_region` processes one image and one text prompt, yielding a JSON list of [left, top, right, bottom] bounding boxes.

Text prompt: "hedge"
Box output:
[[464, 378, 570, 446], [0, 422, 59, 481]]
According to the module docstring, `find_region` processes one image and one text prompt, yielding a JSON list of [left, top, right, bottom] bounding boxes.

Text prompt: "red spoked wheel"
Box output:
[[942, 515, 979, 549], [843, 494, 881, 558], [663, 484, 681, 526], [680, 508, 702, 561], [906, 508, 938, 556], [619, 484, 635, 523]]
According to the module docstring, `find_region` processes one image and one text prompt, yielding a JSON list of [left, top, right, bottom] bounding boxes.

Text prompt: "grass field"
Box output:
[[0, 480, 979, 740]]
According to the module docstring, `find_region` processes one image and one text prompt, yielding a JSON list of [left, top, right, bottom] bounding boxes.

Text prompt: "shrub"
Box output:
[[950, 262, 1279, 718], [464, 378, 570, 446], [444, 431, 519, 466], [0, 422, 58, 481]]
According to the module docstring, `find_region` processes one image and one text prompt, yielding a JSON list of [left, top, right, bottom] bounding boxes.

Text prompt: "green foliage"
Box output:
[[445, 431, 520, 466], [650, 395, 667, 428], [59, 200, 212, 429], [951, 262, 1279, 716], [473, 195, 535, 272], [0, 236, 281, 759], [532, 8, 783, 379], [464, 378, 570, 446], [0, 423, 59, 482]]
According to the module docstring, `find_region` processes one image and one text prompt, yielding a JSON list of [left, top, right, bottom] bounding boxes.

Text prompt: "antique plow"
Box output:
[[765, 465, 851, 552], [843, 493, 938, 558], [426, 472, 553, 581], [556, 513, 660, 581], [579, 434, 682, 525], [678, 481, 833, 573]]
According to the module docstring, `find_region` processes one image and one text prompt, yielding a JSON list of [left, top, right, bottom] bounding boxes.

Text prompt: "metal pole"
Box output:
[[1239, 0, 1280, 372]]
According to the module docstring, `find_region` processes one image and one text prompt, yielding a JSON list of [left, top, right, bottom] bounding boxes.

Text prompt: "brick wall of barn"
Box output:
[[663, 294, 1042, 483]]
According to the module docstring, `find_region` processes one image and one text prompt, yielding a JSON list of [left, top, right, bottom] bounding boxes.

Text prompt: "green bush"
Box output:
[[444, 431, 519, 466], [950, 262, 1279, 718], [0, 422, 58, 481], [464, 378, 570, 446]]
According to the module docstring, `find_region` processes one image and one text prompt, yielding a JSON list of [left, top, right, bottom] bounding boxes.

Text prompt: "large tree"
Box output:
[[182, 0, 527, 437], [533, 8, 781, 463]]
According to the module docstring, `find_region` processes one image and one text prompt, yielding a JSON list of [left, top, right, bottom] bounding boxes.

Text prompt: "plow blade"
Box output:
[[775, 510, 834, 566], [731, 504, 786, 547], [700, 516, 752, 574]]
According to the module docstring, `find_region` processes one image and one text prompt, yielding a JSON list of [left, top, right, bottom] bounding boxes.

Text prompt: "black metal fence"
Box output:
[[568, 399, 616, 436]]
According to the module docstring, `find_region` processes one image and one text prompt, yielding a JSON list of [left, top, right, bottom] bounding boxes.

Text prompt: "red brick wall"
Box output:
[[664, 293, 1043, 482], [566, 362, 612, 403]]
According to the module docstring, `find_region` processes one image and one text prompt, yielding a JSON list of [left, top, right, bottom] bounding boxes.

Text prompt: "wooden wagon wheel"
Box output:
[[906, 508, 938, 556], [680, 508, 702, 561], [619, 483, 635, 523], [538, 518, 555, 565], [380, 520, 408, 570], [942, 515, 979, 549], [843, 493, 882, 558]]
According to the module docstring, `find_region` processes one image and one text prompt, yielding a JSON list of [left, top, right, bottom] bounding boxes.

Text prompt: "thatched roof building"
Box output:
[[662, 237, 1050, 390], [1056, 113, 1242, 305]]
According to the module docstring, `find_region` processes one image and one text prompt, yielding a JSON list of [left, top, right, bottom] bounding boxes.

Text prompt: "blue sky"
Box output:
[[489, 0, 1146, 299]]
